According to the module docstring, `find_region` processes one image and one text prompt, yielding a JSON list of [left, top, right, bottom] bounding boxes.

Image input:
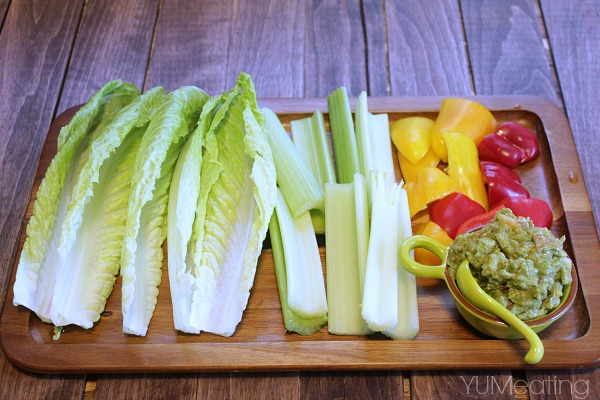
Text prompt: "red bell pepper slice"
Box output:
[[480, 161, 530, 207], [455, 196, 553, 236], [499, 196, 553, 229], [477, 133, 525, 169], [496, 121, 539, 162], [455, 204, 505, 237], [478, 122, 540, 167], [429, 193, 486, 239]]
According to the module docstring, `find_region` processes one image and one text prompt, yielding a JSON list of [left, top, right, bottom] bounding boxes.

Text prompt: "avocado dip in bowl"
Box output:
[[399, 209, 578, 340]]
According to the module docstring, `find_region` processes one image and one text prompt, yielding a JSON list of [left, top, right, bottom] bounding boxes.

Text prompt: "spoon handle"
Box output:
[[456, 261, 544, 364], [487, 300, 544, 364], [399, 236, 447, 280]]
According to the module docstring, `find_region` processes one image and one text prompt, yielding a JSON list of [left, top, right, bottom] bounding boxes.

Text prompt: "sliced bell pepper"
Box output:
[[480, 160, 530, 207], [414, 221, 453, 266], [443, 132, 489, 211], [477, 133, 525, 169], [498, 196, 553, 228], [431, 98, 497, 162], [398, 149, 440, 182], [496, 122, 539, 163], [429, 193, 486, 239], [455, 204, 505, 237], [480, 160, 522, 183], [478, 122, 540, 168], [404, 167, 456, 217], [455, 196, 553, 236], [391, 116, 435, 164]]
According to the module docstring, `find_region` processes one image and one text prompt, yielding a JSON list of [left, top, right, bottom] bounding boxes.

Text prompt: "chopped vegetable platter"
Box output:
[[1, 96, 598, 372]]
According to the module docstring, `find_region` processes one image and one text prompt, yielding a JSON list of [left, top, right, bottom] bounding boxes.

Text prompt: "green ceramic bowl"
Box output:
[[399, 235, 578, 340]]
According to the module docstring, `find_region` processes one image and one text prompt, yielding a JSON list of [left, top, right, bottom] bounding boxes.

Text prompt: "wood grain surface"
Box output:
[[145, 0, 229, 93], [304, 0, 367, 96], [462, 0, 558, 101], [57, 0, 159, 115], [227, 0, 305, 97], [540, 0, 600, 237], [385, 0, 472, 96], [361, 0, 388, 96], [0, 0, 599, 398], [0, 0, 86, 399], [0, 0, 9, 29]]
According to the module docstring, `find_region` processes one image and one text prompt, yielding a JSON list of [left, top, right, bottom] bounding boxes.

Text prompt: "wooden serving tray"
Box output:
[[1, 96, 599, 373]]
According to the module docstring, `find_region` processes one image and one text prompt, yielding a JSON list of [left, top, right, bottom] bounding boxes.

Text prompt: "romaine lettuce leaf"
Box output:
[[120, 86, 208, 336], [50, 87, 166, 328], [167, 96, 222, 333], [13, 80, 140, 323], [190, 73, 276, 336]]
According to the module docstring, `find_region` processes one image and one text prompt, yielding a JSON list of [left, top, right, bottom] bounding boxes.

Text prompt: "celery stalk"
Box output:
[[384, 187, 420, 339], [355, 91, 395, 182], [353, 173, 370, 295], [353, 92, 419, 338], [290, 111, 336, 233], [263, 108, 324, 217], [327, 87, 360, 184], [361, 173, 400, 331], [269, 211, 327, 335], [274, 190, 327, 318], [290, 110, 336, 187], [355, 92, 373, 177], [325, 182, 371, 335], [309, 210, 327, 235]]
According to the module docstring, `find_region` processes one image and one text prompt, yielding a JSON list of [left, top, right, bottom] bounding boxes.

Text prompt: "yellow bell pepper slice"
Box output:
[[404, 167, 456, 217], [430, 98, 497, 162], [390, 116, 435, 164], [398, 149, 440, 183], [444, 131, 489, 210], [414, 221, 453, 266]]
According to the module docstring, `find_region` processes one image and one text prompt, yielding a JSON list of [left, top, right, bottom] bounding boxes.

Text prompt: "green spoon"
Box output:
[[455, 260, 544, 364]]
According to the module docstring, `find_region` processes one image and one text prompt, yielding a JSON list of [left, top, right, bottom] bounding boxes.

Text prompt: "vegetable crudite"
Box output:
[[13, 74, 278, 338], [2, 93, 596, 373], [14, 81, 152, 332]]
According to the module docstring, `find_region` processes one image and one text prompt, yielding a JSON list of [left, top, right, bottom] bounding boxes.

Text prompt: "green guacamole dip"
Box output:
[[447, 209, 573, 321]]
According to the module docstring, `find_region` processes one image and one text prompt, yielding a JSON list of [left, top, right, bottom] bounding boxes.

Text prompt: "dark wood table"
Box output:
[[1, 0, 598, 398]]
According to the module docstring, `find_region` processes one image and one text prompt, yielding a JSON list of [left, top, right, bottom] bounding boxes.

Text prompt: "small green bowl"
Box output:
[[399, 235, 578, 340]]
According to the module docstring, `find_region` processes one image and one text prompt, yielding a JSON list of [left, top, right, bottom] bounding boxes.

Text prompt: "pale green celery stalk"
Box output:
[[190, 73, 277, 337], [263, 108, 324, 217], [325, 182, 371, 335], [167, 96, 222, 333], [384, 187, 419, 339], [51, 87, 166, 329], [274, 189, 327, 318], [361, 172, 400, 331], [355, 91, 395, 182], [290, 111, 336, 233], [355, 93, 417, 338], [290, 110, 336, 187], [310, 209, 327, 235], [270, 199, 327, 334], [353, 173, 370, 297], [327, 87, 360, 184], [121, 86, 208, 336], [13, 80, 139, 324]]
